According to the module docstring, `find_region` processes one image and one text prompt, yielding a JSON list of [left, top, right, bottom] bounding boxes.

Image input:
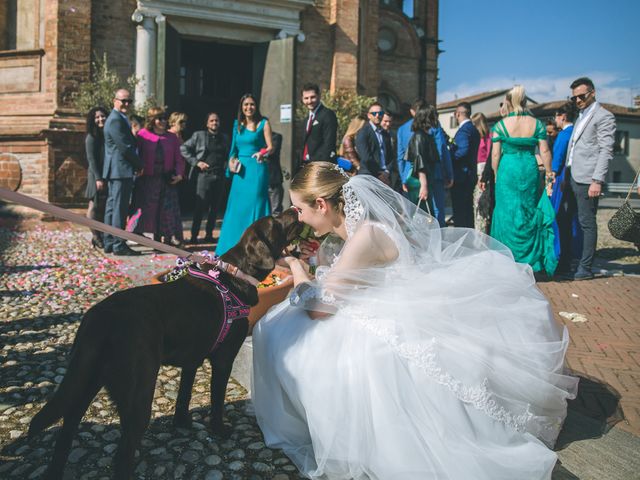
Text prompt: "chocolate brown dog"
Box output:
[[28, 210, 301, 480]]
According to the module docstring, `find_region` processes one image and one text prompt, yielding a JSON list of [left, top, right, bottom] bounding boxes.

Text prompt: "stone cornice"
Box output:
[[137, 0, 313, 35]]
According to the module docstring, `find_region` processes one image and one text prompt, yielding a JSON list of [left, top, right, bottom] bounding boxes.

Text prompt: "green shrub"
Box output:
[[73, 53, 156, 117]]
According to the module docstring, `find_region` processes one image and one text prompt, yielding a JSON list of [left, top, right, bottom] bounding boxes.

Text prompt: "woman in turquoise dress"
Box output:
[[490, 86, 557, 275], [216, 94, 273, 255]]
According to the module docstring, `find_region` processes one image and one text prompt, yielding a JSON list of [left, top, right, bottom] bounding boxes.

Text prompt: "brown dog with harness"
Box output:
[[27, 210, 301, 480]]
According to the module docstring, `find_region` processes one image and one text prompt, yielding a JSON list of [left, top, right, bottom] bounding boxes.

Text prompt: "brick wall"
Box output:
[[0, 140, 50, 200], [91, 0, 137, 84], [378, 10, 421, 117], [56, 0, 92, 109]]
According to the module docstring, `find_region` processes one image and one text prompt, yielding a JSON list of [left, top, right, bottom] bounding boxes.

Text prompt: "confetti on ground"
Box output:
[[559, 311, 588, 323]]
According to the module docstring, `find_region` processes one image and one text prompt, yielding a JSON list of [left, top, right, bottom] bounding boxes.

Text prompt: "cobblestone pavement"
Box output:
[[0, 207, 638, 479], [0, 215, 305, 480]]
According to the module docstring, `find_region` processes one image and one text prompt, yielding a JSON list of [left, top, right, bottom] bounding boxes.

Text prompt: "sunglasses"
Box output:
[[369, 111, 385, 117], [570, 90, 592, 103], [156, 116, 168, 121], [115, 98, 133, 105]]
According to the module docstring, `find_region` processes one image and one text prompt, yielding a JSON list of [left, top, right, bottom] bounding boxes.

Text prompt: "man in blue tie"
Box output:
[[450, 102, 480, 228], [102, 89, 143, 255], [355, 102, 392, 186]]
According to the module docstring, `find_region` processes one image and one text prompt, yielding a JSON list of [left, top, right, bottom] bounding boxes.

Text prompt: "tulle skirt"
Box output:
[[252, 246, 577, 479]]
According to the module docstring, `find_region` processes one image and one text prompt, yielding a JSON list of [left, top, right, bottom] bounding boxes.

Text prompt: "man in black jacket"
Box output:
[[268, 131, 284, 214], [300, 83, 338, 168], [355, 102, 394, 187], [180, 112, 229, 244]]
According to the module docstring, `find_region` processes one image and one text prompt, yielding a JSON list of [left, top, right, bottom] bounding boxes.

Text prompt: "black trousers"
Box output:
[[191, 175, 226, 238], [451, 171, 475, 228], [569, 177, 599, 273], [269, 184, 284, 215]]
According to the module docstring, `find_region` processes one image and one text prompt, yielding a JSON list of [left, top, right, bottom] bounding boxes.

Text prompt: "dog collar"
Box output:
[[186, 251, 261, 287]]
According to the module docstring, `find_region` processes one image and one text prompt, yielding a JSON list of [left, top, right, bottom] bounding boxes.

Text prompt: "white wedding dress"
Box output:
[[252, 176, 578, 480]]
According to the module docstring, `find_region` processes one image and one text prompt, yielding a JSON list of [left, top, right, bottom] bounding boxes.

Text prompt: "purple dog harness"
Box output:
[[186, 266, 251, 353]]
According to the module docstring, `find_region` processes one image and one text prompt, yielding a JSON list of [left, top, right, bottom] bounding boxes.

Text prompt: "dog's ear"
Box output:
[[275, 209, 301, 244], [242, 217, 279, 273]]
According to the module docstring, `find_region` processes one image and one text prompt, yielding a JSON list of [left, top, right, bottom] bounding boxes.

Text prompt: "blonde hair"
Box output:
[[168, 111, 187, 129], [471, 112, 489, 137], [502, 85, 528, 116], [290, 161, 349, 212], [339, 116, 367, 156], [144, 106, 165, 130]]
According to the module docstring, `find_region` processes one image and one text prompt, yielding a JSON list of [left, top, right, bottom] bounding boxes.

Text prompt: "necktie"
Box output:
[[302, 112, 315, 162], [377, 128, 387, 170]]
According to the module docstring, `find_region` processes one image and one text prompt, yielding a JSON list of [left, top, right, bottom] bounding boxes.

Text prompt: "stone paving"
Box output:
[[0, 213, 304, 480], [0, 206, 638, 479]]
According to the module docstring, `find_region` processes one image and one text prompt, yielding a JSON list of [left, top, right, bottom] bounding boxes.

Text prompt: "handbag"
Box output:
[[607, 169, 640, 244], [415, 197, 434, 223]]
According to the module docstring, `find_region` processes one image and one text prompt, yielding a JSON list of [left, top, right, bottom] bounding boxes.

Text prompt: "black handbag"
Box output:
[[607, 170, 640, 244]]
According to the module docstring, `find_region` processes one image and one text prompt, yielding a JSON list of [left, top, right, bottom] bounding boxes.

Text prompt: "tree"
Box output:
[[73, 53, 155, 117]]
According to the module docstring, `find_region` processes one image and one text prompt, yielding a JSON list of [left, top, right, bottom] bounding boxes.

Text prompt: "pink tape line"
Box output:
[[0, 187, 207, 263]]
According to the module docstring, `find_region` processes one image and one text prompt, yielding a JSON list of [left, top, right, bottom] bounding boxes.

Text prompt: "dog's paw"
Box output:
[[172, 413, 193, 430]]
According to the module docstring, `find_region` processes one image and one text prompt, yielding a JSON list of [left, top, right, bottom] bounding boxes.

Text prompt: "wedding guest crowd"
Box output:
[[129, 107, 185, 246], [83, 77, 615, 282]]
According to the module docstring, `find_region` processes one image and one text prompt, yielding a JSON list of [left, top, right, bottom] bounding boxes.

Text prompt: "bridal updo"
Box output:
[[290, 161, 349, 213]]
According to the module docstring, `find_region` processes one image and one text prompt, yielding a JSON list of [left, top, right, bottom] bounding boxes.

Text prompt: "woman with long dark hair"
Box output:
[[406, 106, 440, 218], [85, 106, 109, 248], [216, 93, 273, 255]]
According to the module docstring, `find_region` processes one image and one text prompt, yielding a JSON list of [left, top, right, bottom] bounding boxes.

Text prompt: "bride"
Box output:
[[252, 162, 578, 479]]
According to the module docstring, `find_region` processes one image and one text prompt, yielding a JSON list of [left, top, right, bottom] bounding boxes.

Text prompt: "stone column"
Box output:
[[132, 10, 157, 108], [155, 15, 167, 106]]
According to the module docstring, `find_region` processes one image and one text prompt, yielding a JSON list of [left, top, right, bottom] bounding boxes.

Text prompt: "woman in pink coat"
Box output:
[[128, 107, 186, 245]]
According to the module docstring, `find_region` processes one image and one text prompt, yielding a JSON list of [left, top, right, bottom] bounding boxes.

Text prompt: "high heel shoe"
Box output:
[[91, 238, 104, 249]]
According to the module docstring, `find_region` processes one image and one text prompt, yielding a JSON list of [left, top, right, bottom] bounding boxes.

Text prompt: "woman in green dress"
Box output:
[[490, 85, 557, 275]]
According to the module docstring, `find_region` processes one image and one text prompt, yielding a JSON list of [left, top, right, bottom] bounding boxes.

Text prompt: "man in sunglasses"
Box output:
[[103, 88, 143, 256], [355, 102, 393, 186], [564, 77, 616, 280]]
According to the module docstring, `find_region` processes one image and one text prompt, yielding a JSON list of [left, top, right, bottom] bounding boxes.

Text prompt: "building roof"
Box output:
[[485, 100, 640, 122], [437, 89, 510, 110]]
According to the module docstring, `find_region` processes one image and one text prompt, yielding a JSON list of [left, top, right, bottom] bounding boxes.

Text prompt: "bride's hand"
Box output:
[[298, 239, 320, 262]]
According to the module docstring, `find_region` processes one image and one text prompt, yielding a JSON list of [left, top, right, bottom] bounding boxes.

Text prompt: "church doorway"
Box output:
[[165, 35, 268, 212]]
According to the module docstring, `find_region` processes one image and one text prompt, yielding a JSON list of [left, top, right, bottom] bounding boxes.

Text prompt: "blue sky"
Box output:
[[437, 0, 640, 107]]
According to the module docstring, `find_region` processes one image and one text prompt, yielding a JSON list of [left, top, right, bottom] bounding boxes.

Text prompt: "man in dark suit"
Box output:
[[355, 102, 393, 187], [381, 111, 401, 192], [450, 101, 480, 228], [300, 83, 338, 168], [102, 89, 143, 255], [180, 112, 230, 244], [268, 131, 284, 214]]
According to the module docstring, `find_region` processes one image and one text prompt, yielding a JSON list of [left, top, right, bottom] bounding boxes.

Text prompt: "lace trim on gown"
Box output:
[[348, 305, 565, 444]]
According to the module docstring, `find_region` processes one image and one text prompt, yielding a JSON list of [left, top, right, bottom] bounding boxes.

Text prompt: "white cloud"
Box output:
[[438, 72, 638, 107]]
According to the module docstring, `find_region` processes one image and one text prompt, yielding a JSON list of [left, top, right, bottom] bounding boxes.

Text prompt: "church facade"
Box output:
[[0, 0, 439, 204]]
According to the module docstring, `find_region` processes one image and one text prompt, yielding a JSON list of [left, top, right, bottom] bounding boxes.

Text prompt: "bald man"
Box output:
[[103, 89, 143, 255]]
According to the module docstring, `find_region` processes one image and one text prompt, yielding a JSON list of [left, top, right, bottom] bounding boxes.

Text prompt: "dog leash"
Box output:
[[0, 187, 260, 286]]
